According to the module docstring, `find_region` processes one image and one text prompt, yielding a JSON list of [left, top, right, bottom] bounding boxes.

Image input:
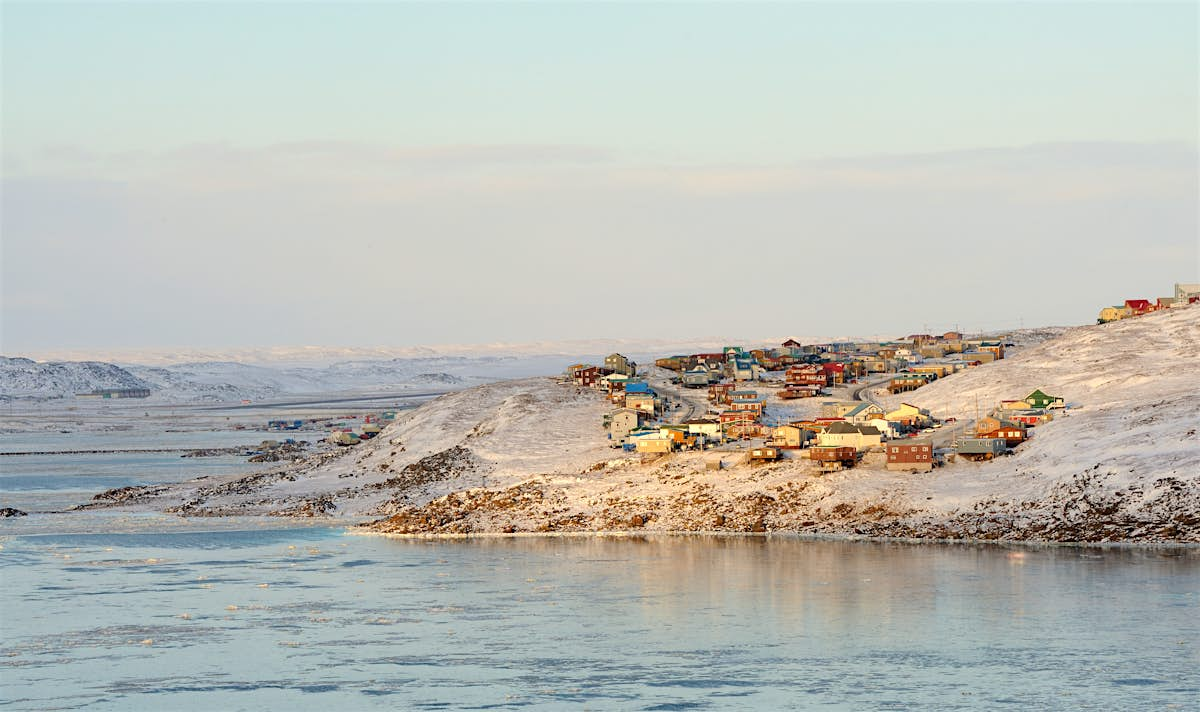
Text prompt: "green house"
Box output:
[[1024, 389, 1064, 409]]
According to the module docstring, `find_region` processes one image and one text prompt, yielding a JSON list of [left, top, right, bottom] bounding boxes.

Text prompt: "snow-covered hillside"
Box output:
[[80, 378, 615, 518], [0, 357, 154, 400], [78, 306, 1199, 541]]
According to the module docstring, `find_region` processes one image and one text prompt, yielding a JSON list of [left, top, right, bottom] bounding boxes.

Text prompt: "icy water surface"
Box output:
[[1, 529, 1197, 710]]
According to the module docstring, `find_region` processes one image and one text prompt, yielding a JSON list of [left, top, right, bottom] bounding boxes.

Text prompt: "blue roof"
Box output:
[[625, 383, 652, 394]]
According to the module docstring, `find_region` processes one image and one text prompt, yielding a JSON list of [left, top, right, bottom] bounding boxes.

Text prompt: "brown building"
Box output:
[[977, 426, 1027, 447], [885, 440, 934, 472]]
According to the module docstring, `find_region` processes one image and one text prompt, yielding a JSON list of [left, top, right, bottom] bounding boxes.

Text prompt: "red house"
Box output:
[[572, 366, 610, 387], [1124, 299, 1155, 316], [821, 362, 846, 384], [786, 365, 827, 387], [708, 383, 735, 403], [886, 441, 934, 472], [719, 410, 757, 429], [729, 399, 765, 418]]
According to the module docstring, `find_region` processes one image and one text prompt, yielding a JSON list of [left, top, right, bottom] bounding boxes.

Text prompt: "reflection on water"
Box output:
[[1, 531, 1197, 710]]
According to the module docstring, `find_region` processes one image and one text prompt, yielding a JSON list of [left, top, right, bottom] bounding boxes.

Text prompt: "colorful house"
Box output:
[[708, 383, 735, 403], [886, 440, 934, 472], [885, 403, 931, 427], [729, 397, 766, 418], [1024, 389, 1064, 409], [817, 422, 882, 450], [1124, 299, 1155, 316]]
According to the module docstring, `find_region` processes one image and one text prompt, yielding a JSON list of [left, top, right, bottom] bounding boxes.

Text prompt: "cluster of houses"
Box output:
[[953, 389, 1063, 462], [655, 336, 1008, 402], [566, 341, 1067, 475], [1097, 282, 1199, 323]]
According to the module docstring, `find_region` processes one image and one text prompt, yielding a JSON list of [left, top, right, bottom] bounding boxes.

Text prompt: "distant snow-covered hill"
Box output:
[[1, 353, 557, 403], [0, 357, 154, 400]]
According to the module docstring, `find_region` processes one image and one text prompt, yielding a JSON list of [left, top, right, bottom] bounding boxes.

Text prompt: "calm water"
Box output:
[[2, 432, 1198, 709], [1, 529, 1197, 710], [0, 428, 324, 514]]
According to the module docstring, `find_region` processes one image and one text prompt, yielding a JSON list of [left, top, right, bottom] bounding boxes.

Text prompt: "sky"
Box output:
[[2, 1, 1198, 355]]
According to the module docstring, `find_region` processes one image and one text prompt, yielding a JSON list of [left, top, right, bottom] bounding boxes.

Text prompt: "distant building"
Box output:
[[604, 353, 638, 377], [1175, 283, 1200, 301], [76, 388, 151, 399]]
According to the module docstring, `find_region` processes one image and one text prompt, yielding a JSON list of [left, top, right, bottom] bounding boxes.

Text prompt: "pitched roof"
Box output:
[[826, 422, 881, 435], [843, 403, 880, 417]]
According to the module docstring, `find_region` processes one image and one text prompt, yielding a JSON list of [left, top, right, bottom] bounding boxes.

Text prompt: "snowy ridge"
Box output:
[[1, 354, 558, 403], [17, 335, 831, 367], [0, 357, 154, 400]]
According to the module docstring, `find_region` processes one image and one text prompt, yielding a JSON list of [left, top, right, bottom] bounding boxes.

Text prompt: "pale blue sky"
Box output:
[[2, 2, 1198, 352]]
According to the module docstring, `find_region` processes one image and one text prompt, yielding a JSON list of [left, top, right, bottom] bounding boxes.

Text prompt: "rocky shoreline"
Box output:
[[357, 469, 1200, 544]]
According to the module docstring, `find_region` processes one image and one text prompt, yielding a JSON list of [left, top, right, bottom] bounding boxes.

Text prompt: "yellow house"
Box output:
[[885, 403, 931, 426], [769, 425, 808, 449], [1098, 306, 1126, 323]]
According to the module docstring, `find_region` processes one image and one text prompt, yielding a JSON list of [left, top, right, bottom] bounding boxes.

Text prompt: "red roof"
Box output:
[[1125, 299, 1152, 311]]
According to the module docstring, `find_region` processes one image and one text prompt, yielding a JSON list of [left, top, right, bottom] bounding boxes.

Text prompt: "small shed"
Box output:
[[748, 447, 781, 464], [809, 446, 857, 471]]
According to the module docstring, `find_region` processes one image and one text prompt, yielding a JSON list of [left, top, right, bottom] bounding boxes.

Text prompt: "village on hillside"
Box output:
[[564, 280, 1198, 476], [1097, 281, 1200, 323], [566, 333, 1058, 476]]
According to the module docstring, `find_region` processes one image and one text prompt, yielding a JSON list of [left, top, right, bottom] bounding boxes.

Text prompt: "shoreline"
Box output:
[[346, 523, 1200, 549]]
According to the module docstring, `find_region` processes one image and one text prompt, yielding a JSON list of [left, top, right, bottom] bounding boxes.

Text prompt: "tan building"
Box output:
[[817, 422, 882, 451], [625, 392, 657, 414], [604, 353, 638, 377], [608, 409, 643, 441], [769, 425, 809, 449]]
